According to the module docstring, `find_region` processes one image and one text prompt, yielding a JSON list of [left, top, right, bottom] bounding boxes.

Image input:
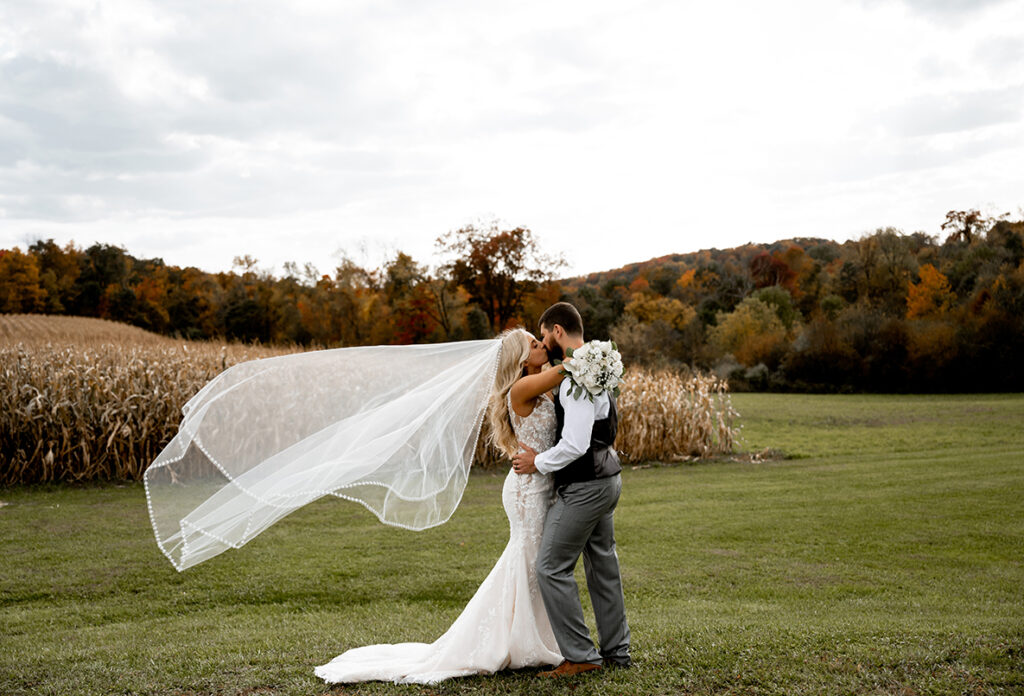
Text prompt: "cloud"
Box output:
[[869, 85, 1023, 138], [0, 0, 1022, 277], [974, 34, 1024, 78], [0, 0, 629, 227], [861, 0, 1013, 17]]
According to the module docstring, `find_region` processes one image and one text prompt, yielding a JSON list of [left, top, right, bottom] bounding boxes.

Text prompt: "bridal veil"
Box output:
[[144, 339, 502, 571]]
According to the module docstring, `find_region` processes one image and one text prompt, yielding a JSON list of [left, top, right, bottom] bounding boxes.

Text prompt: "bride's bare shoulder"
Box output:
[[509, 391, 535, 419]]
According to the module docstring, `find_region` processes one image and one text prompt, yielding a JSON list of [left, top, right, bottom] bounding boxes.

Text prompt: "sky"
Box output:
[[1, 0, 1022, 279]]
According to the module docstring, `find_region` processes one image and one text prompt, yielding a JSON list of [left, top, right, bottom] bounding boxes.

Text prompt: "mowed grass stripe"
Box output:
[[732, 392, 1024, 459]]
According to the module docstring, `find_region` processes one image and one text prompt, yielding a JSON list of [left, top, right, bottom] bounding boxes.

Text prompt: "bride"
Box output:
[[314, 328, 569, 684]]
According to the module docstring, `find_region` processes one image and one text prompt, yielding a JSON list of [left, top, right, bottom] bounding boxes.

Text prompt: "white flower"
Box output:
[[562, 340, 625, 401]]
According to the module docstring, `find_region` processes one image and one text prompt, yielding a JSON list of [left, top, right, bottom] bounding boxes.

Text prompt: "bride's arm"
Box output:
[[509, 361, 570, 408]]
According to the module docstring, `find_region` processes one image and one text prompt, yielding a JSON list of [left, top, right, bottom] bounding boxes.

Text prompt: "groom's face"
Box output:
[[540, 324, 563, 362]]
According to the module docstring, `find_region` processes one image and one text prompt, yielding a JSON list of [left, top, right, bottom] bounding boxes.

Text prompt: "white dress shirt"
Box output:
[[533, 378, 611, 475]]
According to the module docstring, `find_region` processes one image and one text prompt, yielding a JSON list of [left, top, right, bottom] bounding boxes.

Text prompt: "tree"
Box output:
[[986, 219, 1024, 268], [383, 252, 446, 343], [28, 238, 81, 313], [624, 294, 696, 331], [782, 316, 859, 388], [75, 243, 132, 316], [906, 264, 955, 319], [0, 248, 45, 312], [749, 250, 796, 291], [182, 267, 227, 338], [219, 255, 276, 343], [709, 297, 787, 367], [223, 292, 268, 342], [437, 222, 565, 334], [849, 228, 915, 314], [420, 273, 470, 341], [941, 209, 991, 245], [679, 263, 752, 326], [752, 286, 799, 329], [873, 228, 916, 312], [132, 270, 171, 332], [563, 281, 627, 341]]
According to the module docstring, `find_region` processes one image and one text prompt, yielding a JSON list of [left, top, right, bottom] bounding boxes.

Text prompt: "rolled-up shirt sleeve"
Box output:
[[534, 379, 595, 475]]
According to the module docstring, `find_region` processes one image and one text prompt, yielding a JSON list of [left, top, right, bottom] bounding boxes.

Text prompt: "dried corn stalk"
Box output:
[[1, 314, 740, 483], [615, 367, 739, 463]]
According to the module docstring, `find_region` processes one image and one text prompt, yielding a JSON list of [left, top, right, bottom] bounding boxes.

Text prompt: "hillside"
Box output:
[[562, 237, 846, 290], [0, 313, 178, 346], [3, 215, 1023, 392]]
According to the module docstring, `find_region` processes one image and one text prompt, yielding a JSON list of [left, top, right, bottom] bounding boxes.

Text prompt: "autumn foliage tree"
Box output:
[[0, 248, 45, 312], [4, 208, 1024, 391], [560, 211, 1024, 391], [906, 264, 955, 319], [437, 222, 565, 333]]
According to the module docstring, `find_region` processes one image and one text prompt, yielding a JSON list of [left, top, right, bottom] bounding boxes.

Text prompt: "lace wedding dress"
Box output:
[[314, 393, 563, 684]]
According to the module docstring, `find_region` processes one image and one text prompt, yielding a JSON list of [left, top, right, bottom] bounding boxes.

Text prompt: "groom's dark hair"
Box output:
[[539, 302, 583, 337]]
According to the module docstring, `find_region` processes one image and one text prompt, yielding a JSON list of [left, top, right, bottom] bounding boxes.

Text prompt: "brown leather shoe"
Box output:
[[539, 660, 603, 678]]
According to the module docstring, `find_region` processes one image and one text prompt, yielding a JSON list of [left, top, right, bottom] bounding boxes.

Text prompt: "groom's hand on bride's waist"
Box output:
[[512, 443, 538, 475]]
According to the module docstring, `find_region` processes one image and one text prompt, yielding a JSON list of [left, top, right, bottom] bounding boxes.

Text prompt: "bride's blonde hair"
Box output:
[[486, 328, 533, 458]]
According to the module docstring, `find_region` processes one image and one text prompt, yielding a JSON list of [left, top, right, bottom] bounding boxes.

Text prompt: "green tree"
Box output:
[[709, 297, 787, 367], [28, 238, 81, 313], [752, 286, 798, 329]]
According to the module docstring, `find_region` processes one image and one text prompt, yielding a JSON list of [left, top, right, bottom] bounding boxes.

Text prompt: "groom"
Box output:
[[512, 301, 631, 678]]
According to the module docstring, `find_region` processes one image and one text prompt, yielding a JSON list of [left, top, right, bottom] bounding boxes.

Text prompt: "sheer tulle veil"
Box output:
[[144, 339, 502, 571]]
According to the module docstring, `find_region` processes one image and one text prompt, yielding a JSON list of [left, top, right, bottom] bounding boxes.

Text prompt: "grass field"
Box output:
[[2, 393, 1022, 695]]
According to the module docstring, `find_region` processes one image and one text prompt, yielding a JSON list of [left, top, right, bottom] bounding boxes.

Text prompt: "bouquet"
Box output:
[[558, 340, 624, 401]]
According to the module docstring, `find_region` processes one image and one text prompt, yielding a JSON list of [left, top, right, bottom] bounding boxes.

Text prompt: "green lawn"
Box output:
[[2, 393, 1023, 695]]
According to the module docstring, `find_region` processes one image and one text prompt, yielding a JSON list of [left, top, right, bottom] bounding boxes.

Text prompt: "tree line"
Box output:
[[2, 210, 1022, 391]]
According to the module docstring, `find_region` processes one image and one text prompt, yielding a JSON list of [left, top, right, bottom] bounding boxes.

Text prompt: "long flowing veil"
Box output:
[[144, 338, 502, 572]]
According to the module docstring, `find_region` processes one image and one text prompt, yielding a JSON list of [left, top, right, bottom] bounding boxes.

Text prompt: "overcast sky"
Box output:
[[1, 0, 1022, 279]]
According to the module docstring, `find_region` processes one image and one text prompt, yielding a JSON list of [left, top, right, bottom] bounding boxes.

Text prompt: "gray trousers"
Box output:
[[536, 473, 631, 666]]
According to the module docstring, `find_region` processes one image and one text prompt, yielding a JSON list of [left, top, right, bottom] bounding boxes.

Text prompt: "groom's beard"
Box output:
[[545, 343, 564, 362]]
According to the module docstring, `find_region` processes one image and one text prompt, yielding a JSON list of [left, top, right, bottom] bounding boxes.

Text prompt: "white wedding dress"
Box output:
[[314, 393, 563, 684]]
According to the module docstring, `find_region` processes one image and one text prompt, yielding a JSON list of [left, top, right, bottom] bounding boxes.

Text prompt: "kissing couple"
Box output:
[[314, 301, 632, 683]]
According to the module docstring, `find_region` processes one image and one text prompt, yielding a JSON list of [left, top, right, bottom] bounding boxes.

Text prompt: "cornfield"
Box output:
[[1, 314, 739, 485], [615, 367, 739, 462]]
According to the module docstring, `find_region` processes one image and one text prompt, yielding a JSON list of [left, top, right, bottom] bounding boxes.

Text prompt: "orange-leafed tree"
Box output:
[[0, 247, 46, 312], [906, 264, 955, 319], [628, 275, 650, 295], [675, 268, 696, 294], [675, 266, 712, 306], [133, 264, 171, 332]]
